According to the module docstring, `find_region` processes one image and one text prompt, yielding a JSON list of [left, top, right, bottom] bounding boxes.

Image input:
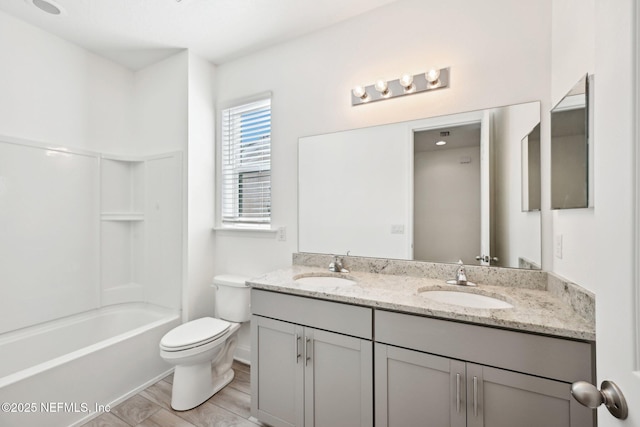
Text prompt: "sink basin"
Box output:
[[420, 290, 513, 309], [294, 275, 356, 287]]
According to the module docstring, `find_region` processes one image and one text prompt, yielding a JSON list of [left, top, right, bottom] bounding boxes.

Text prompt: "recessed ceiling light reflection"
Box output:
[[26, 0, 65, 15]]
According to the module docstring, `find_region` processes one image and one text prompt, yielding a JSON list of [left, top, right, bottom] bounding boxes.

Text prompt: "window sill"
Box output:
[[213, 226, 278, 237]]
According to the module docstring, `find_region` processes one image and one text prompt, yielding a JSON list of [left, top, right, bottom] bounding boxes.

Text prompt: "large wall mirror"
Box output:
[[551, 74, 593, 209], [299, 101, 542, 270]]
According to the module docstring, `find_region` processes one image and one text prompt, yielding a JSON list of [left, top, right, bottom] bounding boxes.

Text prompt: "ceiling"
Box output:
[[0, 0, 399, 70], [414, 123, 481, 153]]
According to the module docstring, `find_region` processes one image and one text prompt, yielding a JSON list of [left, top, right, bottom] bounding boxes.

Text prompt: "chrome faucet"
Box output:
[[447, 260, 476, 287], [329, 254, 349, 273], [455, 260, 468, 285]]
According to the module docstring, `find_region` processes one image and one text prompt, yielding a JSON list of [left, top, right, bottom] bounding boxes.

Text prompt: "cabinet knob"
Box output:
[[571, 380, 628, 419]]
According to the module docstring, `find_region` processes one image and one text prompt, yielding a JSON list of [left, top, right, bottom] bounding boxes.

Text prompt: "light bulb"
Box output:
[[399, 73, 414, 88], [352, 85, 368, 100], [426, 68, 441, 84], [399, 73, 415, 93], [374, 79, 389, 95]]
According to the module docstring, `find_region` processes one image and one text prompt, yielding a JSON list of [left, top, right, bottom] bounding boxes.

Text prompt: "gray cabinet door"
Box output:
[[466, 363, 593, 427], [252, 316, 374, 427], [304, 328, 373, 427], [375, 343, 466, 427], [251, 316, 304, 427]]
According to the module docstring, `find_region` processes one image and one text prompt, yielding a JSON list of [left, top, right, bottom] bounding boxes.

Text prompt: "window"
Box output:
[[220, 97, 271, 227]]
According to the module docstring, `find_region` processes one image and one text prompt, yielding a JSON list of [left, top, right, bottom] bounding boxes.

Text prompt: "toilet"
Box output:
[[159, 274, 250, 411]]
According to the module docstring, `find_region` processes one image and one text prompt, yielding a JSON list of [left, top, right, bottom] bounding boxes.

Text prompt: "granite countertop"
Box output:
[[248, 265, 595, 342]]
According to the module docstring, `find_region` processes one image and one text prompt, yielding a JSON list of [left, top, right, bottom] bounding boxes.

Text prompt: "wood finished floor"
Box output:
[[80, 361, 264, 427]]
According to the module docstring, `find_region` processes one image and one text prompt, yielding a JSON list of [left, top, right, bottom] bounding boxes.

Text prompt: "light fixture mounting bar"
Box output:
[[351, 67, 450, 106]]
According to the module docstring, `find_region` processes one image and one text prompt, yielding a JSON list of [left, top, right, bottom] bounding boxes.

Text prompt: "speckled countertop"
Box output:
[[248, 263, 595, 342]]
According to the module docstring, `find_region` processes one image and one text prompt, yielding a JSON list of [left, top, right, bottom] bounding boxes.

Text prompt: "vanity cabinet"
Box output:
[[375, 344, 466, 426], [376, 344, 588, 427], [251, 290, 373, 427], [374, 310, 594, 427], [465, 362, 584, 427]]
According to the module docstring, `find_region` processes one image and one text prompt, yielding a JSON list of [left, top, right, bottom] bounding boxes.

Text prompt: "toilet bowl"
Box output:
[[159, 275, 250, 411]]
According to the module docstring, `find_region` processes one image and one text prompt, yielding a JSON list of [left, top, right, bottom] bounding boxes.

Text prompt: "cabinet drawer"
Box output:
[[251, 289, 372, 339], [375, 310, 593, 383]]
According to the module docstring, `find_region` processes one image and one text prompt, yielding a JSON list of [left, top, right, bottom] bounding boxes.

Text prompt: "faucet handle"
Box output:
[[329, 255, 342, 272], [332, 255, 349, 273]]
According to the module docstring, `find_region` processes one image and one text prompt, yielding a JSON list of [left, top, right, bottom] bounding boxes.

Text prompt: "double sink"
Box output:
[[293, 273, 513, 310]]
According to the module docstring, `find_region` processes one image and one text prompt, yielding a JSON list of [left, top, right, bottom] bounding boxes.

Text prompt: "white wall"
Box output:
[[131, 50, 218, 321], [548, 0, 595, 280], [0, 10, 133, 152], [214, 0, 552, 277], [131, 51, 189, 155], [185, 52, 217, 320]]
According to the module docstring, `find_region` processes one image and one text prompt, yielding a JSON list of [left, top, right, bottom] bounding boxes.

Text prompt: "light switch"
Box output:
[[277, 227, 287, 241], [555, 234, 563, 259]]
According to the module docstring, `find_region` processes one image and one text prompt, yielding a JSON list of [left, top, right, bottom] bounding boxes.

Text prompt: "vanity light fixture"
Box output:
[[351, 67, 450, 106]]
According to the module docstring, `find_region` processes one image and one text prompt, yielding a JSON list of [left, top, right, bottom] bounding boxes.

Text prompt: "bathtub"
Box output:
[[0, 303, 181, 427]]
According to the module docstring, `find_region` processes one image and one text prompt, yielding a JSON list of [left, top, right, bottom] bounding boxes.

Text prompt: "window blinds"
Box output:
[[221, 98, 271, 226]]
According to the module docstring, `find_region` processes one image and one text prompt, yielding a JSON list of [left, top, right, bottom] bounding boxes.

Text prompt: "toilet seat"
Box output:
[[160, 317, 230, 352]]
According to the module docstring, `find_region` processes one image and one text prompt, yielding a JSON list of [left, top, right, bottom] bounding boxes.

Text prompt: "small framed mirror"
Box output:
[[522, 123, 541, 212], [550, 74, 593, 209]]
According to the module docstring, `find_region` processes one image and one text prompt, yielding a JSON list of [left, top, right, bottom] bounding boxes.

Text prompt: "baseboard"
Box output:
[[234, 344, 251, 366]]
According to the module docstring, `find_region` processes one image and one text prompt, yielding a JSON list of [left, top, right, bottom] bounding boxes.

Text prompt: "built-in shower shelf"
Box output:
[[101, 212, 145, 221]]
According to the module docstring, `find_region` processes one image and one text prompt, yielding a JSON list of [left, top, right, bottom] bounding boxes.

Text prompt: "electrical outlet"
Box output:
[[555, 234, 563, 259], [277, 226, 287, 242]]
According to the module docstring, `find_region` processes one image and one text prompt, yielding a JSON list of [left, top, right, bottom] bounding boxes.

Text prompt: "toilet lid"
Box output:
[[160, 317, 230, 350]]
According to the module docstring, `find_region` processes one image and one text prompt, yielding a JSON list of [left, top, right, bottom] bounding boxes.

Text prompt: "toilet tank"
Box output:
[[212, 275, 251, 322]]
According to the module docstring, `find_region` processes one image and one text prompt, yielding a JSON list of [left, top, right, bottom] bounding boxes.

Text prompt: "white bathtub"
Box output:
[[0, 303, 181, 427]]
